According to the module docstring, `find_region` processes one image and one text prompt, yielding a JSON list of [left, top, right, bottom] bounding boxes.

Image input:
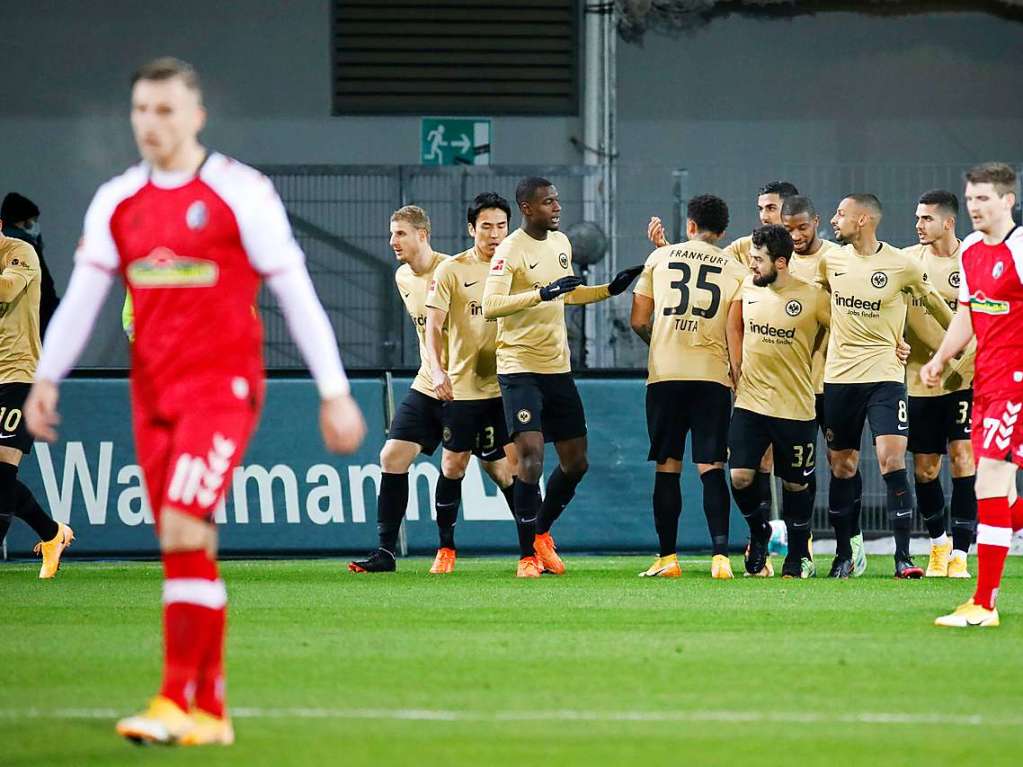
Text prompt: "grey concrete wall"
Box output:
[[2, 3, 1021, 366]]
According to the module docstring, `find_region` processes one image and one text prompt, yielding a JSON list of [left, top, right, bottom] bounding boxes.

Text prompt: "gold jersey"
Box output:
[[396, 251, 447, 397], [724, 234, 754, 269], [789, 239, 841, 395], [426, 247, 500, 400], [483, 228, 576, 375], [816, 242, 947, 385], [734, 275, 830, 421], [902, 243, 972, 397], [0, 237, 41, 383], [634, 239, 748, 386]]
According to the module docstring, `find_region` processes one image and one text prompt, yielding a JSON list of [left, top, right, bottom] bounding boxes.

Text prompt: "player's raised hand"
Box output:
[[25, 380, 61, 443], [608, 265, 643, 295], [895, 339, 911, 365], [320, 394, 367, 454], [647, 216, 669, 248], [432, 368, 454, 401], [539, 275, 583, 301], [919, 358, 943, 389]]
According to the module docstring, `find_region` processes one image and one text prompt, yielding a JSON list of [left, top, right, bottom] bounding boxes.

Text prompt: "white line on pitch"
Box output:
[[1, 707, 1019, 727]]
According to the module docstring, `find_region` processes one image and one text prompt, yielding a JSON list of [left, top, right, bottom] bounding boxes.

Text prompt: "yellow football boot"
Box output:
[[925, 540, 953, 577], [34, 523, 74, 579], [179, 710, 235, 746], [947, 551, 972, 578], [935, 599, 999, 628], [711, 554, 734, 579], [429, 547, 456, 574], [638, 554, 682, 578], [116, 696, 194, 744]]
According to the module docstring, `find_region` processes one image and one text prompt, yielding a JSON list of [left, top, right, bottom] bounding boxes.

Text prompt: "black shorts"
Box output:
[[442, 397, 511, 461], [388, 388, 444, 455], [497, 372, 587, 443], [728, 408, 818, 485], [0, 382, 32, 454], [646, 380, 731, 464], [815, 392, 826, 433], [908, 390, 973, 455], [822, 381, 908, 451]]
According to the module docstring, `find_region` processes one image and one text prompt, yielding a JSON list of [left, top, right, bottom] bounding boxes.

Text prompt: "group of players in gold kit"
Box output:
[[350, 175, 987, 595]]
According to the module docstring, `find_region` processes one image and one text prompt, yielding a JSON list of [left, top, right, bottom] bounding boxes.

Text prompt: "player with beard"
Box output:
[[817, 194, 953, 579], [647, 182, 800, 536], [483, 177, 641, 577], [902, 190, 976, 578], [727, 225, 829, 578]]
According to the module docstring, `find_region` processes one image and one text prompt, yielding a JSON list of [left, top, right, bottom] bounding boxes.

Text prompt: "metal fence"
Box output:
[[259, 164, 613, 371], [256, 161, 1023, 540]]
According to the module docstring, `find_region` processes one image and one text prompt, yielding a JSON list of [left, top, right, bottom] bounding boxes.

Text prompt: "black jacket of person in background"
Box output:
[[1, 193, 60, 337]]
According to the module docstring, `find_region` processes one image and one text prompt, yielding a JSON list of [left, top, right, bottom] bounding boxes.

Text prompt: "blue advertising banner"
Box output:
[[4, 376, 741, 558]]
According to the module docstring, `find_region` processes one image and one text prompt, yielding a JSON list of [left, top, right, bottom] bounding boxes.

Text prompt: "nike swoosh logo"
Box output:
[[964, 428, 972, 434], [747, 300, 759, 305], [0, 434, 15, 440], [895, 511, 913, 518], [802, 468, 815, 476], [898, 425, 908, 430], [833, 272, 846, 277], [463, 281, 478, 288], [402, 292, 411, 298], [529, 262, 539, 269]]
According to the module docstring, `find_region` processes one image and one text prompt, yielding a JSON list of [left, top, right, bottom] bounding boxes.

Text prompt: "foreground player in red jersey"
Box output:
[[24, 58, 367, 744], [922, 163, 1022, 627]]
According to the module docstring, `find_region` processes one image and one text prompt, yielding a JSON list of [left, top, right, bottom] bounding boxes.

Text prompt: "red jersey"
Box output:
[[75, 153, 303, 395], [959, 226, 1023, 400]]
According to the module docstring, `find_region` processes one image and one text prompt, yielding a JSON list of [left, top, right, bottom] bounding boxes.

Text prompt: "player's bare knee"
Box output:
[[380, 439, 417, 474], [913, 453, 941, 483], [830, 451, 858, 479], [482, 458, 513, 488], [441, 450, 469, 480], [517, 451, 544, 484], [878, 452, 906, 475], [949, 443, 976, 478], [159, 507, 214, 552], [730, 468, 755, 490]]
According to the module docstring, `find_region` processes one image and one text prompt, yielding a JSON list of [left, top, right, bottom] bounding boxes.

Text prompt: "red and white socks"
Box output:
[[973, 497, 1011, 610], [160, 550, 227, 717]]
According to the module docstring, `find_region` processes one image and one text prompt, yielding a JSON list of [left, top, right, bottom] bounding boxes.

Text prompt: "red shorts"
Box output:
[[132, 375, 263, 524], [972, 394, 1023, 467]]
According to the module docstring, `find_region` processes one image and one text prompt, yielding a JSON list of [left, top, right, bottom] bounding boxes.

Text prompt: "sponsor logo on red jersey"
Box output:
[[127, 247, 219, 288]]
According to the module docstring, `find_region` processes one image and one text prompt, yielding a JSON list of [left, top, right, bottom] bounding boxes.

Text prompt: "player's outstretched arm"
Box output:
[[425, 306, 453, 401], [565, 265, 643, 305], [920, 309, 974, 389], [26, 262, 115, 442], [482, 255, 543, 319], [265, 268, 365, 454]]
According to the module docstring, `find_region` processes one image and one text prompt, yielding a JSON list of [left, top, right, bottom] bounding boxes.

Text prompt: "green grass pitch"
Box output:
[[3, 555, 1023, 766]]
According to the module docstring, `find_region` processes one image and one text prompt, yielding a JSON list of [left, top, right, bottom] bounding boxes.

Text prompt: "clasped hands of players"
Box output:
[[24, 378, 369, 456], [538, 266, 643, 302]]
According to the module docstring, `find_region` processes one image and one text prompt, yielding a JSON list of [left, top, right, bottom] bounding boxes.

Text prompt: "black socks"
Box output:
[[700, 469, 730, 556], [435, 475, 462, 549], [653, 472, 682, 557], [376, 472, 409, 553], [883, 469, 914, 559], [536, 467, 584, 535]]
